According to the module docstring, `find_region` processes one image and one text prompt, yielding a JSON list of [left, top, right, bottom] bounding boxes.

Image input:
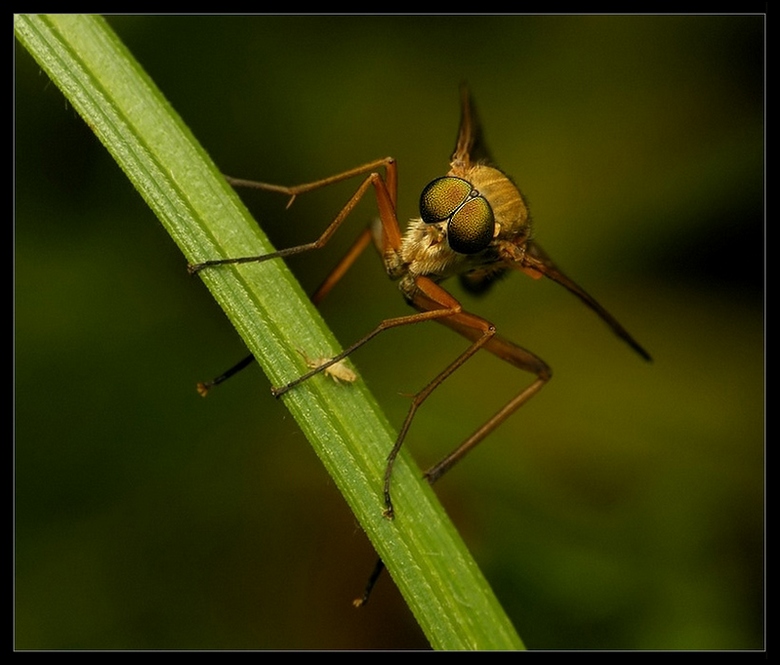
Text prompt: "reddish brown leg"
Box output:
[[420, 309, 552, 486], [271, 288, 465, 398], [381, 277, 494, 517], [223, 156, 398, 210], [310, 226, 373, 306], [188, 157, 398, 275], [379, 276, 552, 518], [355, 278, 551, 603]]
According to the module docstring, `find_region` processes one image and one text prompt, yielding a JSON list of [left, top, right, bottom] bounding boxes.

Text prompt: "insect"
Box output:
[[190, 86, 651, 523], [298, 350, 358, 385]]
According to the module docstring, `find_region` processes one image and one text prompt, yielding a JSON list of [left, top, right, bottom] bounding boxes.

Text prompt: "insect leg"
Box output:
[[382, 277, 497, 518], [352, 558, 386, 608], [271, 298, 463, 398], [196, 354, 255, 397], [421, 313, 552, 486], [310, 225, 373, 306], [188, 158, 397, 274], [224, 156, 397, 208], [352, 281, 550, 601]]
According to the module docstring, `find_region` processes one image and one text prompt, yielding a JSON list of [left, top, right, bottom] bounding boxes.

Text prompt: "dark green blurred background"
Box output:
[[15, 16, 763, 649]]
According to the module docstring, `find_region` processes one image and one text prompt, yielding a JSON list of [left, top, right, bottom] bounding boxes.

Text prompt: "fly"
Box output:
[[189, 85, 651, 600]]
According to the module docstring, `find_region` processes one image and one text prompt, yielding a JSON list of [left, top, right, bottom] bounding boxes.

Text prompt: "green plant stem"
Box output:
[[15, 14, 524, 650]]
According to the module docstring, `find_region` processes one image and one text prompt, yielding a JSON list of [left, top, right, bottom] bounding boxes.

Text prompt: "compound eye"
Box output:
[[420, 177, 473, 225], [447, 195, 495, 254]]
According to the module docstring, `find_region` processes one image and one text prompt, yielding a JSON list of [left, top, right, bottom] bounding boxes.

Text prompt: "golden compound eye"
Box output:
[[419, 177, 473, 224], [447, 195, 495, 254], [419, 176, 495, 254]]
